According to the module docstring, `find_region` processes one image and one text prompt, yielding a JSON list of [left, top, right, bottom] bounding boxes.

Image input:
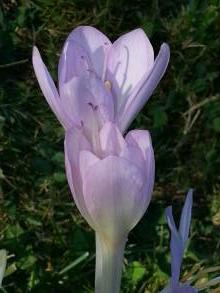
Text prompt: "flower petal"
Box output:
[[32, 46, 72, 128], [99, 122, 126, 156], [81, 156, 145, 241], [179, 189, 193, 245], [106, 29, 154, 114], [64, 127, 94, 227], [59, 41, 91, 86], [79, 150, 100, 182], [59, 26, 111, 85], [119, 43, 170, 132], [125, 130, 153, 161], [125, 130, 155, 212], [119, 144, 144, 171], [166, 206, 184, 286]]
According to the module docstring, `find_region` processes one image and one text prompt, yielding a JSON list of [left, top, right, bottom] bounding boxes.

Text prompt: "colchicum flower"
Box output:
[[65, 121, 154, 292], [32, 26, 170, 133], [161, 190, 198, 293], [32, 26, 161, 292]]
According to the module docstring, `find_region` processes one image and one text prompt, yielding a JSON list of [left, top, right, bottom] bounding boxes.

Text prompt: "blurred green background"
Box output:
[[0, 0, 220, 292]]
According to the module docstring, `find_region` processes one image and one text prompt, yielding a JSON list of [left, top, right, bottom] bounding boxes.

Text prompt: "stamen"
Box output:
[[104, 80, 112, 90], [88, 102, 99, 111]]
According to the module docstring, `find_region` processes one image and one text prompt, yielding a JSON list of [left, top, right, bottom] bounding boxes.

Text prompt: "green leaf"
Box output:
[[19, 255, 37, 270], [212, 117, 220, 132], [53, 172, 66, 184], [152, 108, 168, 129], [130, 261, 146, 285]]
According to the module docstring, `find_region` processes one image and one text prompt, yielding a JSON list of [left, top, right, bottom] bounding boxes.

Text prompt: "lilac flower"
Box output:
[[161, 190, 198, 293], [32, 26, 170, 133], [65, 121, 155, 292]]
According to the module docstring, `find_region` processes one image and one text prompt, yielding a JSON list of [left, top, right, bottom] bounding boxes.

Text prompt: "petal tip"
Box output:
[[32, 46, 40, 59], [160, 43, 170, 59]]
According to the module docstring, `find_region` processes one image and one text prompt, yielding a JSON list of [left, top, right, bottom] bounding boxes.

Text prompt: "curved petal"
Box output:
[[64, 127, 95, 227], [59, 41, 91, 86], [79, 150, 100, 181], [100, 122, 126, 156], [32, 47, 72, 128], [166, 207, 184, 286], [119, 144, 144, 171], [81, 156, 145, 241], [179, 189, 193, 245], [59, 26, 112, 85], [106, 29, 154, 114], [125, 130, 155, 214], [125, 130, 153, 161], [119, 43, 170, 132]]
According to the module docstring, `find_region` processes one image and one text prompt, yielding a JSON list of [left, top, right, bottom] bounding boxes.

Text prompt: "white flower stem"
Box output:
[[95, 232, 126, 293]]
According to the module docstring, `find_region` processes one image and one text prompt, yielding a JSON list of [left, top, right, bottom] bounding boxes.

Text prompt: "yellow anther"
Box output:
[[104, 80, 112, 90]]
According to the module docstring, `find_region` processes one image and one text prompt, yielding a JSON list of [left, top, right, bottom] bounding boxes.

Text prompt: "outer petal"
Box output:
[[59, 26, 112, 85], [166, 207, 184, 286], [119, 43, 170, 132], [106, 29, 154, 114], [125, 130, 153, 161], [32, 47, 72, 129], [125, 130, 155, 214], [119, 144, 144, 172], [64, 127, 95, 227], [59, 41, 91, 86], [81, 156, 145, 241], [179, 189, 193, 245]]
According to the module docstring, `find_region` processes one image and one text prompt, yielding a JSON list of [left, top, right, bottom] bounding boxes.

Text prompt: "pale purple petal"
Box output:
[[119, 144, 145, 171], [59, 26, 112, 85], [79, 150, 100, 181], [119, 43, 170, 132], [125, 130, 155, 212], [125, 130, 153, 161], [59, 41, 91, 86], [106, 29, 154, 114], [99, 122, 126, 156], [81, 156, 145, 240], [64, 127, 95, 227], [32, 46, 73, 128], [179, 189, 193, 245], [166, 206, 184, 286]]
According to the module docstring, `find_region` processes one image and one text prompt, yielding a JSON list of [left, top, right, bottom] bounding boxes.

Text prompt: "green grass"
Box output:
[[0, 0, 220, 291]]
